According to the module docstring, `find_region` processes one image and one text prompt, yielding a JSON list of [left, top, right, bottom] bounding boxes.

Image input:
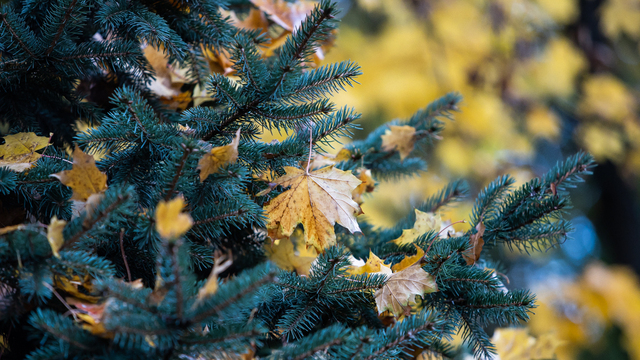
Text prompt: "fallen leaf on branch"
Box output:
[[347, 250, 392, 276], [391, 244, 425, 272], [0, 132, 50, 172], [51, 148, 107, 201], [197, 129, 241, 182], [392, 209, 441, 246], [375, 262, 437, 317], [462, 221, 485, 265], [47, 216, 66, 258], [155, 196, 193, 241], [265, 228, 318, 275], [264, 166, 361, 252], [381, 125, 417, 161]]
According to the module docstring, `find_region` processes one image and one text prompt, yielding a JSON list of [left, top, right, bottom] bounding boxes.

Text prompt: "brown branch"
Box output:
[[192, 209, 245, 226], [190, 273, 275, 323], [443, 278, 492, 284], [119, 228, 132, 282], [252, 106, 331, 122], [0, 13, 35, 57], [180, 329, 262, 345], [40, 323, 91, 350], [163, 144, 193, 202], [327, 284, 381, 295], [57, 51, 136, 61], [17, 178, 59, 185], [293, 339, 343, 360], [44, 0, 79, 56], [361, 322, 435, 360]]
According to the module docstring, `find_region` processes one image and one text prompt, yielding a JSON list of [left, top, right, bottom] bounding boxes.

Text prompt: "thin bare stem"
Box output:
[[119, 228, 132, 282], [41, 154, 73, 164], [43, 282, 78, 321], [305, 129, 313, 174], [427, 220, 466, 254]]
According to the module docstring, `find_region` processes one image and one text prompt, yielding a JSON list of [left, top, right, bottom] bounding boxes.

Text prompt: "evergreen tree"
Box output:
[[0, 0, 594, 359]]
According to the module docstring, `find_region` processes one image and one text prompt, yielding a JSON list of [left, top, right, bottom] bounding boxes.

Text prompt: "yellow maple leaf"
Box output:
[[154, 196, 193, 241], [352, 169, 375, 205], [265, 228, 318, 275], [51, 147, 107, 201], [197, 129, 241, 182], [263, 166, 362, 252], [0, 132, 50, 172], [381, 125, 417, 161], [47, 216, 66, 258], [392, 209, 441, 246], [391, 245, 425, 272], [347, 250, 392, 276], [375, 262, 437, 317]]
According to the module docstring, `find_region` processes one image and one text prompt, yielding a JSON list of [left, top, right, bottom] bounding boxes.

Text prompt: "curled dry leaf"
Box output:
[[375, 262, 437, 317], [381, 125, 417, 161], [263, 166, 362, 252], [392, 209, 441, 246], [0, 132, 50, 172], [154, 196, 193, 241], [462, 221, 486, 265], [51, 147, 107, 201]]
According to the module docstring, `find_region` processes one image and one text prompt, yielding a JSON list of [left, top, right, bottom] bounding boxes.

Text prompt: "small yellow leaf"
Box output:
[[392, 210, 441, 246], [381, 125, 417, 161], [197, 129, 240, 182], [265, 228, 318, 275], [334, 148, 352, 162], [348, 250, 392, 276], [375, 262, 437, 317], [154, 196, 193, 241], [51, 148, 107, 201], [264, 166, 362, 252], [47, 216, 66, 258], [391, 245, 425, 272], [0, 132, 50, 172]]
